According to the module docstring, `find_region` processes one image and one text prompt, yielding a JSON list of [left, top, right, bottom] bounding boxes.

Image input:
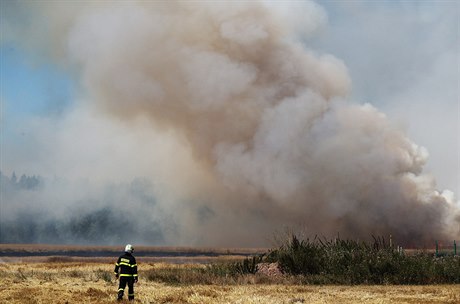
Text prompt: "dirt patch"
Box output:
[[257, 262, 283, 277]]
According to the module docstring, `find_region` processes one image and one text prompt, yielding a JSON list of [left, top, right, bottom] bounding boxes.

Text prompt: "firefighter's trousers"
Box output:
[[118, 276, 135, 300]]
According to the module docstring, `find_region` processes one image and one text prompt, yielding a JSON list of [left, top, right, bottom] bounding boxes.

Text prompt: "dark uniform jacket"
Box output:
[[114, 252, 138, 278]]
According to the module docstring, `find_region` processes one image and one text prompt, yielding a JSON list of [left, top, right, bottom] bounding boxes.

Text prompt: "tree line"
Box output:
[[0, 171, 43, 190]]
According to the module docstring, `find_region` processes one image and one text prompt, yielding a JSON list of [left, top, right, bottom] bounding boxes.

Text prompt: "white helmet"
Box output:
[[124, 244, 134, 253]]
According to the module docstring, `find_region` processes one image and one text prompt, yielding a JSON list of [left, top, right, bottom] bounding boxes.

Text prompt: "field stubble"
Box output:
[[1, 262, 459, 304]]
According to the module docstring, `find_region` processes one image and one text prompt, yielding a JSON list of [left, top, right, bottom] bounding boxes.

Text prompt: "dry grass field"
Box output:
[[1, 262, 459, 304]]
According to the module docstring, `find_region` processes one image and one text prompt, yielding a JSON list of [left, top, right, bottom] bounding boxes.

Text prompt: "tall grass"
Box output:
[[266, 235, 460, 284]]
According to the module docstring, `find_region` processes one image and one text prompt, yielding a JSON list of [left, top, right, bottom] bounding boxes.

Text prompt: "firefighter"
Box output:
[[114, 244, 138, 301]]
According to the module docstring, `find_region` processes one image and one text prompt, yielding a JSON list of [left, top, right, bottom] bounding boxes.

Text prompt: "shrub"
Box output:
[[230, 255, 264, 275], [267, 235, 325, 276], [95, 269, 112, 283]]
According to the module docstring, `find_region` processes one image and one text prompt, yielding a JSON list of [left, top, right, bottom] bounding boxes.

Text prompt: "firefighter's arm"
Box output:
[[133, 257, 138, 283], [114, 257, 121, 278]]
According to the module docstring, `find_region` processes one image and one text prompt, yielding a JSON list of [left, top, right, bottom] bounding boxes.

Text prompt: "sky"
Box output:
[[0, 0, 459, 246]]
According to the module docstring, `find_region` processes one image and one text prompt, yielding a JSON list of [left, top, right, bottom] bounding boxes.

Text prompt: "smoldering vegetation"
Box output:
[[2, 1, 459, 246]]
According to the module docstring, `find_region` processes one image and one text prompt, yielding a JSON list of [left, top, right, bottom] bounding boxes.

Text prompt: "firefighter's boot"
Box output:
[[117, 289, 124, 301], [128, 295, 134, 301]]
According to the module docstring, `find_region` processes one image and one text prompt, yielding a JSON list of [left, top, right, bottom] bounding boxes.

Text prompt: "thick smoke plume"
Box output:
[[3, 1, 459, 246]]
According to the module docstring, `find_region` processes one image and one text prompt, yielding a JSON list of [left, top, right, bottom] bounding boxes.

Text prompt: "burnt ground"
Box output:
[[0, 244, 267, 263]]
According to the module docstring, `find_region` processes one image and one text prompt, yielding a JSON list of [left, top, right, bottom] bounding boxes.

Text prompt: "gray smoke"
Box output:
[[2, 1, 458, 246], [0, 172, 165, 245]]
